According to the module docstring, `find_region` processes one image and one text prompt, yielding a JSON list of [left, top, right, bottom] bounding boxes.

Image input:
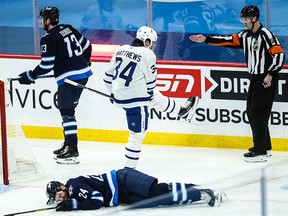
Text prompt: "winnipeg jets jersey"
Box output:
[[104, 45, 157, 108], [65, 170, 118, 210], [33, 24, 92, 86]]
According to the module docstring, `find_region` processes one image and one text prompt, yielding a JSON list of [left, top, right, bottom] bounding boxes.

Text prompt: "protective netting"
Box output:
[[0, 80, 45, 184], [160, 23, 185, 60]]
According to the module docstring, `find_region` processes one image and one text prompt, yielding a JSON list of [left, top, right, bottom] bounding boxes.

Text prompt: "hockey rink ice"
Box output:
[[1, 139, 288, 216]]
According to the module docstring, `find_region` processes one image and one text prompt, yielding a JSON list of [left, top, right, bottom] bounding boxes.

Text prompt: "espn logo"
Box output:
[[156, 68, 201, 98]]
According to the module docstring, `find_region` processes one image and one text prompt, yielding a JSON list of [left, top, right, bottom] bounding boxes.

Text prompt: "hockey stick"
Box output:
[[9, 74, 54, 81], [4, 206, 56, 216], [0, 74, 54, 83], [64, 78, 111, 98]]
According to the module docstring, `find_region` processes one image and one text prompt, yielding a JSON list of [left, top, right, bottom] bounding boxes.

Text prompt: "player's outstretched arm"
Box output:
[[189, 34, 206, 43]]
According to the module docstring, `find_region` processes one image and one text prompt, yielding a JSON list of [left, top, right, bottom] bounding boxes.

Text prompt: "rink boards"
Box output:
[[1, 54, 288, 151]]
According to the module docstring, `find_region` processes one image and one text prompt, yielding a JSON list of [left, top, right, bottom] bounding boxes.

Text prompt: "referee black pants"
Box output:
[[246, 74, 278, 154]]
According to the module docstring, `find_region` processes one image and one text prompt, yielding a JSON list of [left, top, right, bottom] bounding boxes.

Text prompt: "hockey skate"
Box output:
[[178, 96, 199, 123], [56, 146, 79, 164], [244, 151, 268, 163], [53, 142, 68, 160], [200, 189, 227, 207], [248, 147, 272, 157]]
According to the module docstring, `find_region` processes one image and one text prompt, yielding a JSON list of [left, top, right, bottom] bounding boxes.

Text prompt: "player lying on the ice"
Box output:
[[46, 168, 226, 211]]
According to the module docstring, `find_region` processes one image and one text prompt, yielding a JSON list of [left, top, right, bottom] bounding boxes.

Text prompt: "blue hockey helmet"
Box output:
[[46, 181, 63, 205]]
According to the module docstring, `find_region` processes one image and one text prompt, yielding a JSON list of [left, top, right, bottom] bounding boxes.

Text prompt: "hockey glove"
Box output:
[[18, 70, 36, 85], [56, 199, 79, 211]]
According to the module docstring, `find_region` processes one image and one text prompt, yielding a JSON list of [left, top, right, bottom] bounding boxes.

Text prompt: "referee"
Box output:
[[189, 5, 285, 162]]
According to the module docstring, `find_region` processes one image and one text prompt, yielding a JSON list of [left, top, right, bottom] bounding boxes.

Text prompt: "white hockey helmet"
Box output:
[[136, 26, 157, 48]]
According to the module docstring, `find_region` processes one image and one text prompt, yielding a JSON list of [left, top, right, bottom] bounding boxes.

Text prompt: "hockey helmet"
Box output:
[[136, 26, 157, 48], [40, 6, 60, 25], [240, 5, 259, 20], [46, 181, 63, 205]]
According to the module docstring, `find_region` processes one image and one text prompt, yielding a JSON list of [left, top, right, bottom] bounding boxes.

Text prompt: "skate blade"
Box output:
[[212, 190, 221, 207], [244, 156, 267, 163], [213, 190, 228, 207], [217, 190, 228, 205], [56, 157, 80, 164], [185, 97, 199, 123], [220, 190, 228, 203]]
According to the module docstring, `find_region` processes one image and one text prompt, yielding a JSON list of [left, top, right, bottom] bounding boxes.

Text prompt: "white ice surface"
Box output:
[[1, 139, 288, 216]]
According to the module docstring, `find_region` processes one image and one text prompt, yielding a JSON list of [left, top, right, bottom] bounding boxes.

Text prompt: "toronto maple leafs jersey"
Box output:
[[65, 170, 118, 210], [103, 44, 157, 108], [32, 24, 92, 86]]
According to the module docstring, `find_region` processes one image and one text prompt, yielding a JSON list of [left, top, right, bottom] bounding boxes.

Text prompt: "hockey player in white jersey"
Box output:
[[104, 26, 197, 168]]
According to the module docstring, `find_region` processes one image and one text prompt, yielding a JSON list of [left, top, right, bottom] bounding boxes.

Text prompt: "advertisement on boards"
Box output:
[[1, 57, 288, 144]]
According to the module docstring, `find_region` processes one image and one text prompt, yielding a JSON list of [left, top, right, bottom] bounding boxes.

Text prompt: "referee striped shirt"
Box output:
[[205, 24, 285, 76]]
